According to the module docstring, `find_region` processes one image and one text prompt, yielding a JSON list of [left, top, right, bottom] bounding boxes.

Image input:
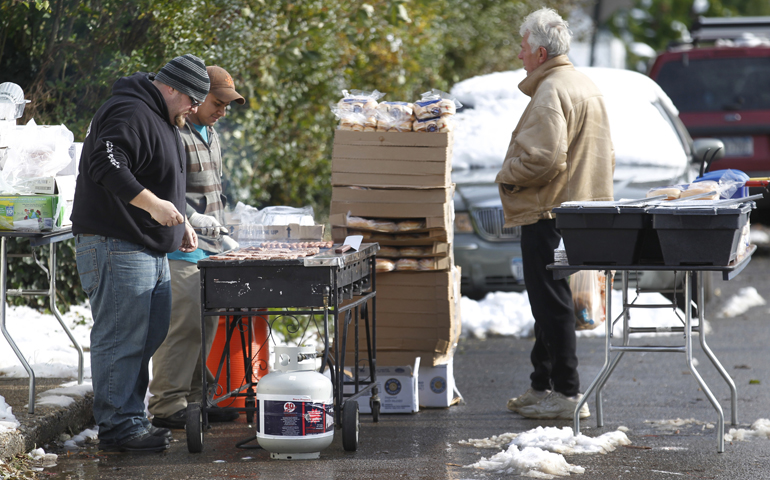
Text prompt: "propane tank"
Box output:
[[257, 345, 334, 459]]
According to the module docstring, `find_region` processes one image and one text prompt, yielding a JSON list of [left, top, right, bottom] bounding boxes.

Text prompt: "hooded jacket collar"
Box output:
[[518, 55, 574, 97], [111, 72, 172, 126]]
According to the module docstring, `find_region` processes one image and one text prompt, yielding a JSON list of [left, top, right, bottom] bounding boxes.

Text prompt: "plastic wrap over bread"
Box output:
[[332, 89, 385, 131]]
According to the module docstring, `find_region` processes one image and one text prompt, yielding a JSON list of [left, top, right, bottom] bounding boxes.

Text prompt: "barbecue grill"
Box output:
[[186, 242, 380, 453]]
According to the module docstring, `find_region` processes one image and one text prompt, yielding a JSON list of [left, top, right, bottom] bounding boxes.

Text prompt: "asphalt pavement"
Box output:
[[23, 250, 770, 479]]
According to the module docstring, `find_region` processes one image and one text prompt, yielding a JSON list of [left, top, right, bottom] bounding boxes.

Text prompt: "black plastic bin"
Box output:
[[650, 203, 752, 266], [554, 205, 653, 265]]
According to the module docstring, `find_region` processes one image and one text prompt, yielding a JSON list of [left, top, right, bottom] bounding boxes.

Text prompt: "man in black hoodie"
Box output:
[[72, 54, 208, 453]]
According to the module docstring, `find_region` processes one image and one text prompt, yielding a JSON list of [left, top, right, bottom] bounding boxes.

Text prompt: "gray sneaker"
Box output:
[[517, 392, 590, 419], [506, 388, 551, 412]]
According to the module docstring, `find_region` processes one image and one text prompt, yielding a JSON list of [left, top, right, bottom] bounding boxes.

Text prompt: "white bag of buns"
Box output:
[[332, 89, 385, 131], [646, 185, 683, 200], [413, 88, 462, 120], [680, 181, 719, 200]]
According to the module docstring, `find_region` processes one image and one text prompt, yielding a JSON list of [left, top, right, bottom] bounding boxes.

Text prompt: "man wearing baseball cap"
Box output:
[[72, 54, 207, 452], [149, 66, 246, 429]]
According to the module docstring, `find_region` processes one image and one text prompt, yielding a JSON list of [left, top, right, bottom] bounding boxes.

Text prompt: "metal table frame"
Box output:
[[549, 245, 756, 453], [0, 228, 84, 413]]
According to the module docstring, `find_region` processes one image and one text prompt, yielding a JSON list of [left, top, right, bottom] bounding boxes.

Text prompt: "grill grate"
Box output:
[[472, 207, 522, 241]]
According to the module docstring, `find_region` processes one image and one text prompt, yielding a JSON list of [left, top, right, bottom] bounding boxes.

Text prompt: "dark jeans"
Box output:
[[521, 219, 579, 397]]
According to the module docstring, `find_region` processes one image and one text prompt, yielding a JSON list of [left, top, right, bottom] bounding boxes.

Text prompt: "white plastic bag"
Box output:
[[2, 119, 74, 192], [571, 270, 606, 330]]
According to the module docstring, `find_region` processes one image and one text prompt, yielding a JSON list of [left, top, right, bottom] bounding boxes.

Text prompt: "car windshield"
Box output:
[[655, 57, 770, 112], [451, 68, 688, 173]]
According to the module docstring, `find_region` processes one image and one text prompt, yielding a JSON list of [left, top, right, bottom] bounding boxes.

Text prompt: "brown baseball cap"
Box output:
[[206, 66, 245, 105]]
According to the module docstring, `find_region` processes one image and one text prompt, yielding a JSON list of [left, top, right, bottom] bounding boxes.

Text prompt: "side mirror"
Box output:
[[692, 138, 725, 176]]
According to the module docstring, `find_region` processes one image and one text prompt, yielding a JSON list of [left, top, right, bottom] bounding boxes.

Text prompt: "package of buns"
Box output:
[[646, 185, 683, 200], [395, 258, 420, 271], [413, 88, 462, 120], [418, 258, 436, 270], [369, 219, 398, 232], [680, 181, 719, 200], [397, 219, 425, 231], [413, 117, 441, 133], [332, 89, 385, 131], [376, 258, 395, 272], [375, 101, 414, 132]]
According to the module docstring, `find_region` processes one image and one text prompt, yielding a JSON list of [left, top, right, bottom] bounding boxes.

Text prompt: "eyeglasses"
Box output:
[[188, 95, 202, 108]]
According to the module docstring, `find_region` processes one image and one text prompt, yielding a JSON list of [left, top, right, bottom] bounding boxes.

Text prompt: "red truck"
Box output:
[[648, 16, 770, 207]]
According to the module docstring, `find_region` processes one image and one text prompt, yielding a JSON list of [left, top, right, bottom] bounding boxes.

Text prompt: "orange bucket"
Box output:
[[206, 312, 270, 408]]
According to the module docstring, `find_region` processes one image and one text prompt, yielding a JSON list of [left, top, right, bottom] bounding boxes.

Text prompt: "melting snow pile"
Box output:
[[717, 287, 766, 318], [35, 381, 94, 409], [725, 419, 770, 442], [0, 396, 19, 433], [645, 418, 715, 430], [462, 426, 630, 478]]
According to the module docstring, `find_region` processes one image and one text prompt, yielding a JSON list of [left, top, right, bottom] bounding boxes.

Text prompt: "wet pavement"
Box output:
[[25, 251, 770, 479]]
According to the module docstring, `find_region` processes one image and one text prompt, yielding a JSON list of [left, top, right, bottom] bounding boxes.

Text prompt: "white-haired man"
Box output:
[[496, 8, 615, 419]]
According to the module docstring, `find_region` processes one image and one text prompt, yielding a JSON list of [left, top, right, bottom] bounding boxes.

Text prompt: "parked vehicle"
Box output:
[[450, 67, 719, 299], [648, 16, 770, 209]]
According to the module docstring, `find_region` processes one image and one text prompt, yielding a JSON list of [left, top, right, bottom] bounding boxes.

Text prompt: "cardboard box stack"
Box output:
[[330, 130, 461, 409]]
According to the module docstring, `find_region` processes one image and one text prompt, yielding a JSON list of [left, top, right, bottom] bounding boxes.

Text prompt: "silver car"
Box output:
[[451, 67, 721, 300]]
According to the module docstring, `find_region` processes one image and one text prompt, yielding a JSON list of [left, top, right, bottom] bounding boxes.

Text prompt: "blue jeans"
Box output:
[[75, 235, 172, 443]]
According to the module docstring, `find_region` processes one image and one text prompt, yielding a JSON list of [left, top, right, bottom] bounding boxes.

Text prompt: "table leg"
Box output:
[[0, 237, 36, 413], [684, 272, 725, 453], [574, 269, 614, 435], [695, 271, 738, 426], [47, 242, 84, 384]]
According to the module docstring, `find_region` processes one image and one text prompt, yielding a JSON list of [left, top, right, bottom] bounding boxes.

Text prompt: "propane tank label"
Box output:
[[260, 397, 334, 438]]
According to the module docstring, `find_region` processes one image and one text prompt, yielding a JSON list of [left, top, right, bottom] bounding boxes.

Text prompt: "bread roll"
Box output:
[[438, 98, 456, 116], [376, 258, 395, 272], [437, 116, 454, 133], [647, 186, 682, 200]]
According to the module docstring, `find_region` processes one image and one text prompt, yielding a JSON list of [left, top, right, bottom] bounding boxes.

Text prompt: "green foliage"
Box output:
[[0, 0, 581, 311]]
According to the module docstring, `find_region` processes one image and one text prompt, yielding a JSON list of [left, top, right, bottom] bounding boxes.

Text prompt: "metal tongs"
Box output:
[[712, 193, 765, 207]]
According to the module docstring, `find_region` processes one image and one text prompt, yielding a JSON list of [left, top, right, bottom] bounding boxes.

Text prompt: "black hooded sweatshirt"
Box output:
[[72, 73, 186, 253]]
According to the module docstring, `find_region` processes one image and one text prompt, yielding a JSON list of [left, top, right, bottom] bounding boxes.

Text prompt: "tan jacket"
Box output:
[[495, 56, 615, 227]]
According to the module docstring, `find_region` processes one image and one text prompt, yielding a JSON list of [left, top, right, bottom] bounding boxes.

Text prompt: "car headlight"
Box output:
[[455, 212, 474, 233]]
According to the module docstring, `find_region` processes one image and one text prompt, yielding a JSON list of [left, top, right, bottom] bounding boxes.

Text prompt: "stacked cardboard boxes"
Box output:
[[330, 130, 461, 408]]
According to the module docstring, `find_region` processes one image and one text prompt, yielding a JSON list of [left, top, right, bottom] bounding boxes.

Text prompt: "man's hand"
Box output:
[[130, 189, 184, 226], [178, 221, 198, 253], [189, 212, 228, 237]]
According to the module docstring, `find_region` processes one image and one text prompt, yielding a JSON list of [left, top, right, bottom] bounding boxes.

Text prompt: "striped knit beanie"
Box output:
[[155, 54, 210, 104]]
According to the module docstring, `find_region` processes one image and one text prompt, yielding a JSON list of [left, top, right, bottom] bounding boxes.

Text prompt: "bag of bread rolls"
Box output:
[[680, 180, 719, 200], [418, 258, 436, 270], [437, 116, 454, 133], [332, 89, 385, 131], [413, 117, 441, 133], [395, 258, 420, 271], [414, 88, 462, 119], [397, 219, 425, 231]]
